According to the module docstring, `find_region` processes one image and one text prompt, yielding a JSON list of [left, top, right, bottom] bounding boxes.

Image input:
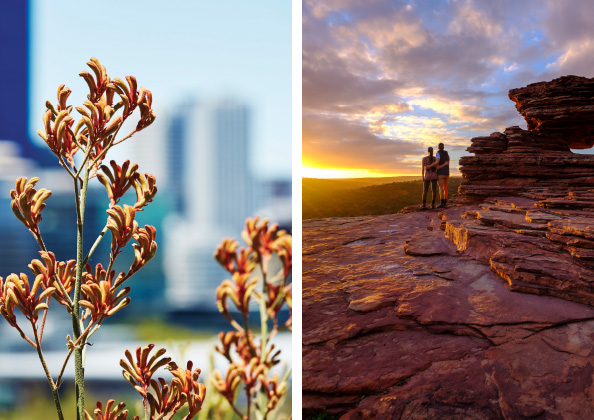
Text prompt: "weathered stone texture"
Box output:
[[303, 76, 594, 418]]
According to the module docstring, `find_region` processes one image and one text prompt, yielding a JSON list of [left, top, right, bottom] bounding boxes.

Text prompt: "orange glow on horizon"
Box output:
[[302, 165, 414, 179]]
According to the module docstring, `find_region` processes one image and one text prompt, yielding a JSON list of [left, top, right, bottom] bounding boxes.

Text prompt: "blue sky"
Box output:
[[29, 0, 291, 180], [302, 0, 594, 178]]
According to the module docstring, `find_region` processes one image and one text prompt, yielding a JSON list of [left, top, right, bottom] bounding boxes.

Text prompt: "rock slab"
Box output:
[[303, 212, 594, 419]]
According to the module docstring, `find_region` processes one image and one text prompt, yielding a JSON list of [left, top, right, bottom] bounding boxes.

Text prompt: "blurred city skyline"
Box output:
[[0, 0, 292, 312]]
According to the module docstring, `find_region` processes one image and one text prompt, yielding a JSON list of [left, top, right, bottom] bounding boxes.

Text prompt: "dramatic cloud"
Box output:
[[303, 0, 594, 178], [303, 114, 424, 173]]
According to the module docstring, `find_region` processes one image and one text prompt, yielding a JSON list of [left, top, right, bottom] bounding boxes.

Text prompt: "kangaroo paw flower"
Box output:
[[10, 177, 52, 235], [85, 399, 137, 420], [97, 160, 139, 207]]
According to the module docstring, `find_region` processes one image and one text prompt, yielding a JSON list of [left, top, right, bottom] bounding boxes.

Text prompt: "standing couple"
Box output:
[[421, 142, 450, 209]]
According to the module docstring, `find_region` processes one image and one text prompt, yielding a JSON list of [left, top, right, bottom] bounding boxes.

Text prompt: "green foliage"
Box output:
[[303, 177, 463, 219]]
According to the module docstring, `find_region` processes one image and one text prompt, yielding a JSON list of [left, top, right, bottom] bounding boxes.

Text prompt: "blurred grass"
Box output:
[[133, 317, 213, 342]]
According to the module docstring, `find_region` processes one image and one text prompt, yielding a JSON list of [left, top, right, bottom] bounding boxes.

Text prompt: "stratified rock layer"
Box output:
[[457, 76, 594, 203], [509, 75, 594, 149], [453, 75, 594, 305], [457, 126, 594, 203], [303, 76, 594, 418]]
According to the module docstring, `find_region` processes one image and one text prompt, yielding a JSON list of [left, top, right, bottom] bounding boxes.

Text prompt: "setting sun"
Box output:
[[301, 165, 407, 179]]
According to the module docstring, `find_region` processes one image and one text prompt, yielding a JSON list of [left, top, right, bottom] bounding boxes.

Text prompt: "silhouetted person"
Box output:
[[420, 146, 438, 209], [435, 142, 450, 208]]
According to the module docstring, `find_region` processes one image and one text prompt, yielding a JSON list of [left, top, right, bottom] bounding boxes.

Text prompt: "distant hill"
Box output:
[[303, 176, 462, 219]]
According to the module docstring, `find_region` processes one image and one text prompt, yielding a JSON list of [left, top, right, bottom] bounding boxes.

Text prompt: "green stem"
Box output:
[[259, 262, 269, 367], [259, 296, 268, 365], [82, 225, 109, 266], [33, 321, 64, 420], [72, 163, 90, 420], [38, 296, 51, 341], [258, 262, 270, 420], [280, 368, 292, 387]]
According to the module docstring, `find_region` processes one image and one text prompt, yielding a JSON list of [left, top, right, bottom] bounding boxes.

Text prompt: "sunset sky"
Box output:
[[303, 0, 594, 178]]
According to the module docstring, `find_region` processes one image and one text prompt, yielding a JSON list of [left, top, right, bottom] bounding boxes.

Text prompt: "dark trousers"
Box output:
[[422, 179, 437, 205]]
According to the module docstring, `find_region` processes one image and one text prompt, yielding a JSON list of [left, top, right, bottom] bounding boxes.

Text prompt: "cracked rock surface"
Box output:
[[303, 210, 594, 419], [303, 76, 594, 419]]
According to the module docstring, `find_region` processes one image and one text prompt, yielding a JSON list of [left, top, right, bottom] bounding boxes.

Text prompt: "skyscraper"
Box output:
[[163, 98, 257, 309], [0, 1, 54, 165]]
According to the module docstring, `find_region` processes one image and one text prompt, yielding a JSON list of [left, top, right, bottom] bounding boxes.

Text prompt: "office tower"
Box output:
[[0, 1, 54, 166], [163, 99, 257, 309], [0, 3, 28, 151]]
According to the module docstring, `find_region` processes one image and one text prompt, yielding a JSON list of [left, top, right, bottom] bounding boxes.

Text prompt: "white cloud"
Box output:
[[504, 63, 519, 72]]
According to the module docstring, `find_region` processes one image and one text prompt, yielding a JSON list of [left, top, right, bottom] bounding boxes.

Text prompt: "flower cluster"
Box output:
[[129, 225, 158, 276], [0, 58, 162, 420], [215, 217, 292, 331], [85, 400, 138, 420], [120, 345, 205, 419], [80, 264, 130, 322], [0, 272, 54, 325], [10, 177, 52, 237], [29, 251, 76, 310], [97, 160, 158, 210], [37, 58, 155, 176], [212, 217, 292, 418]]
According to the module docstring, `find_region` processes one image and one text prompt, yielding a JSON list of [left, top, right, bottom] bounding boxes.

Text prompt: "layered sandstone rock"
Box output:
[[303, 76, 594, 418], [303, 212, 594, 418], [451, 75, 594, 305], [458, 76, 594, 203], [509, 75, 594, 149]]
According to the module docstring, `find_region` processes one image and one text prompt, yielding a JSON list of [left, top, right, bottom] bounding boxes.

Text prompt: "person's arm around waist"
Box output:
[[437, 160, 450, 170]]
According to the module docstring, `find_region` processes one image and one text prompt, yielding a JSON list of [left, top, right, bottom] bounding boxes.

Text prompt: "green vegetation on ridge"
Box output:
[[303, 177, 463, 219]]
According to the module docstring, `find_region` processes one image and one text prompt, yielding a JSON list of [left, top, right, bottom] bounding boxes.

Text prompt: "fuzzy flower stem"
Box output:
[[12, 322, 37, 348], [32, 320, 64, 420], [143, 397, 150, 420], [38, 295, 51, 342], [57, 347, 73, 389], [246, 387, 252, 420], [87, 125, 123, 172], [56, 319, 98, 389], [58, 154, 76, 179], [72, 162, 90, 420], [82, 225, 109, 266], [228, 399, 247, 420], [112, 128, 138, 146], [75, 146, 94, 179], [259, 261, 269, 367]]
